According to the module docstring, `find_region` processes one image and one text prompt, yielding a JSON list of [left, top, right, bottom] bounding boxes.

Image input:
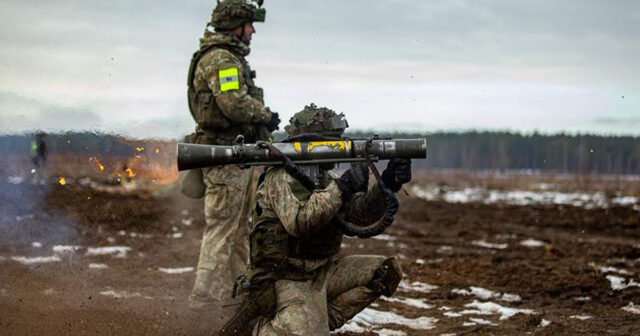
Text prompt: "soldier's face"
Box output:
[[243, 22, 255, 44]]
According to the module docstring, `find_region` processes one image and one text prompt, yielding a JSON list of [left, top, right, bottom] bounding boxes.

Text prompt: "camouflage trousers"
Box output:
[[190, 165, 256, 308], [254, 255, 402, 336]]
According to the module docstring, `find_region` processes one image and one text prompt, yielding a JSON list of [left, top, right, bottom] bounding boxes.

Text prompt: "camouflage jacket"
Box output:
[[252, 167, 386, 274], [189, 31, 272, 144]]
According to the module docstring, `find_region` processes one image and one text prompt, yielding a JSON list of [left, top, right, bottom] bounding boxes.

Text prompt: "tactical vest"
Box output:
[[249, 169, 344, 275], [187, 44, 266, 144]]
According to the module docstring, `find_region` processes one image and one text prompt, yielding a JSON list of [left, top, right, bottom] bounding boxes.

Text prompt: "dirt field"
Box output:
[[1, 171, 639, 335]]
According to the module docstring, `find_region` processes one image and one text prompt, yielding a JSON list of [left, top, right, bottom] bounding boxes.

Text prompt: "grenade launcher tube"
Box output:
[[177, 138, 427, 171]]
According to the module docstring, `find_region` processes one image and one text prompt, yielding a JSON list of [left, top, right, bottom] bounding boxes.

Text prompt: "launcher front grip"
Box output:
[[177, 138, 427, 171]]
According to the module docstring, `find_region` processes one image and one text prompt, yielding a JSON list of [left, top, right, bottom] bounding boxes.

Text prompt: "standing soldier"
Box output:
[[30, 132, 47, 182], [222, 105, 412, 335], [186, 0, 280, 314]]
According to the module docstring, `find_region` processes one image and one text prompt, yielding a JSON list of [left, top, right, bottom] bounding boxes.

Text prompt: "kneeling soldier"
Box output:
[[223, 104, 412, 335]]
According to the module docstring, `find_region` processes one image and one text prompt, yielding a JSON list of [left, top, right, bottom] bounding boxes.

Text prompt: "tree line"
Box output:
[[343, 131, 640, 175]]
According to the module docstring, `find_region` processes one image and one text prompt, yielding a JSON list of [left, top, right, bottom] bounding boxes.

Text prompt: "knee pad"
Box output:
[[366, 257, 403, 297]]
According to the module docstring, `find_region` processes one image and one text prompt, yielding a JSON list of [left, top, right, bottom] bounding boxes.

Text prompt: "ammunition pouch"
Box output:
[[180, 132, 206, 199], [191, 91, 233, 131], [180, 169, 206, 199]]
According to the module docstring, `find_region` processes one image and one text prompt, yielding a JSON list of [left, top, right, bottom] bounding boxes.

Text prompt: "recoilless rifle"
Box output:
[[176, 135, 427, 335]]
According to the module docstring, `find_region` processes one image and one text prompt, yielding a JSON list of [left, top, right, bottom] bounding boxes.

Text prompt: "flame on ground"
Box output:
[[59, 177, 66, 186], [125, 168, 136, 178], [90, 157, 105, 171], [135, 147, 145, 152]]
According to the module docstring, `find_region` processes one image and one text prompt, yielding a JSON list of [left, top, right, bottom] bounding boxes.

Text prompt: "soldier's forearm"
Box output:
[[216, 93, 270, 124], [289, 182, 343, 238], [345, 183, 386, 225]]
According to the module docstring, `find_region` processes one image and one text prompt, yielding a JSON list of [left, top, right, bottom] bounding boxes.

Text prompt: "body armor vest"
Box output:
[[187, 43, 266, 145], [250, 168, 343, 274]]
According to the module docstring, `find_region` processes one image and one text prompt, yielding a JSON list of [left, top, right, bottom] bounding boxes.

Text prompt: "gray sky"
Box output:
[[1, 0, 639, 138]]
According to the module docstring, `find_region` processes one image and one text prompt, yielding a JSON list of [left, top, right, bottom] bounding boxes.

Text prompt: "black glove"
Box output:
[[334, 163, 369, 201], [381, 158, 412, 192], [266, 112, 280, 132]]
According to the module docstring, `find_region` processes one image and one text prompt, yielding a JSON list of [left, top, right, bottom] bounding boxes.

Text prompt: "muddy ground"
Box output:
[[1, 176, 639, 336]]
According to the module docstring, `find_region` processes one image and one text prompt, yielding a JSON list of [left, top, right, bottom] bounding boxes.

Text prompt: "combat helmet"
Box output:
[[285, 104, 349, 137], [211, 0, 266, 30]]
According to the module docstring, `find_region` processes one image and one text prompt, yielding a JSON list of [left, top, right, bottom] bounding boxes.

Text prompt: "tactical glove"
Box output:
[[381, 158, 412, 192], [335, 163, 369, 201], [266, 112, 281, 132]]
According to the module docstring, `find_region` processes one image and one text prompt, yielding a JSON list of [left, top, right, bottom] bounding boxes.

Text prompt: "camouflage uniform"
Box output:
[[248, 166, 403, 335], [188, 9, 274, 308]]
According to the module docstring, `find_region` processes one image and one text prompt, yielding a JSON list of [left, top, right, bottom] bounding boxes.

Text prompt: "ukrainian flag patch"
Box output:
[[219, 67, 239, 92]]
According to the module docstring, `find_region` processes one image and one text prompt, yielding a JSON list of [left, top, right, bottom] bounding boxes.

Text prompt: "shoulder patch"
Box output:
[[219, 67, 239, 92]]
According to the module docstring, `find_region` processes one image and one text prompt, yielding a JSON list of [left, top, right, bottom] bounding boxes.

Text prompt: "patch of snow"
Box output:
[[436, 246, 453, 254], [606, 275, 640, 291], [573, 296, 591, 301], [468, 318, 496, 326], [89, 263, 108, 269], [611, 196, 638, 207], [398, 281, 438, 293], [465, 300, 535, 320], [106, 237, 116, 243], [621, 302, 640, 314], [398, 243, 409, 249], [31, 242, 43, 248], [443, 312, 462, 318], [118, 230, 126, 236], [375, 329, 406, 336], [85, 246, 131, 259], [7, 176, 24, 184], [52, 245, 83, 253], [588, 262, 633, 276], [373, 234, 397, 241], [439, 306, 452, 311], [352, 308, 438, 330], [99, 290, 153, 300], [43, 288, 57, 295], [569, 315, 592, 320], [158, 267, 194, 274], [462, 321, 476, 326], [539, 319, 551, 327], [381, 296, 434, 309], [333, 321, 365, 334], [415, 259, 425, 265], [171, 232, 183, 239], [471, 240, 507, 250], [519, 239, 546, 247], [15, 214, 35, 221], [412, 185, 638, 210], [181, 218, 193, 226], [11, 255, 61, 265], [458, 309, 493, 316], [452, 286, 521, 302]]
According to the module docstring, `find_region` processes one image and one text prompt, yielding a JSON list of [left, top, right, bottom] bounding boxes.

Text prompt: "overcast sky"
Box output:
[[0, 0, 639, 138]]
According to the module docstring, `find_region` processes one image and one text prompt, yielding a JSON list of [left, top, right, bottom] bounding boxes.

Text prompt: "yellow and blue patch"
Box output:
[[219, 67, 239, 92]]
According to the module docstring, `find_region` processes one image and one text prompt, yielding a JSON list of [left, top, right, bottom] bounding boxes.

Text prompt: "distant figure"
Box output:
[[30, 132, 47, 170]]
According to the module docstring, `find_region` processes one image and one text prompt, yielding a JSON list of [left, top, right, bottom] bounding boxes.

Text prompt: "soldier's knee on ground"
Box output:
[[365, 257, 403, 297]]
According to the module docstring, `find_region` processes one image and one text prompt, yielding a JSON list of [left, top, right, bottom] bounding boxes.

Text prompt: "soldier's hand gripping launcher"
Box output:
[[176, 137, 427, 171]]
